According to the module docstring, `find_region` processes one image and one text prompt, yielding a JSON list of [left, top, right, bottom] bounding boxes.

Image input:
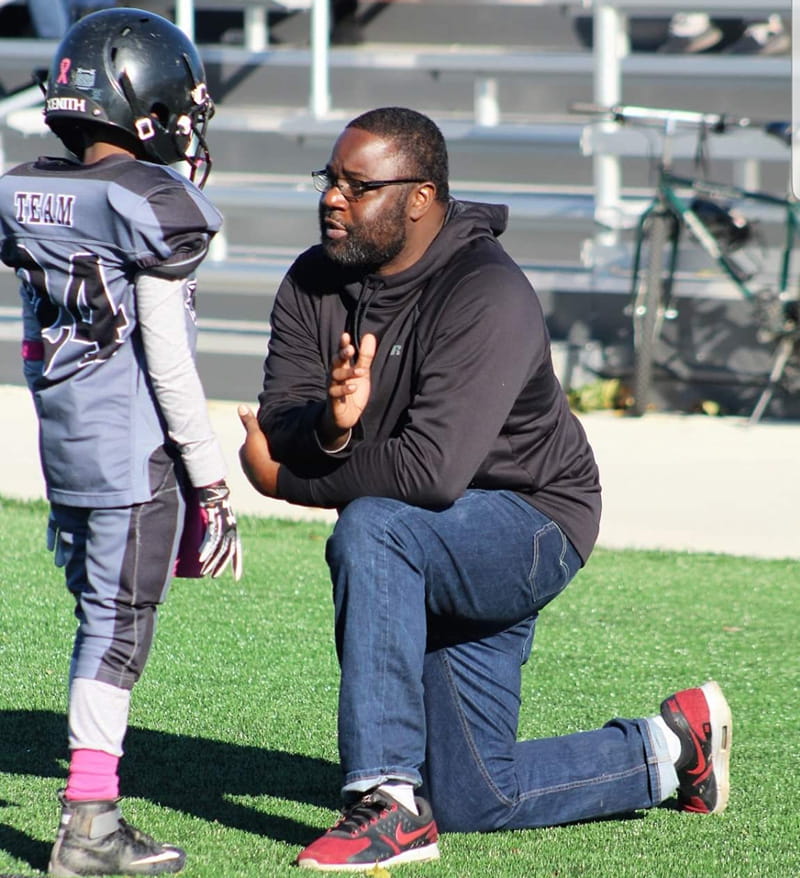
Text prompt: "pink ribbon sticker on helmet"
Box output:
[[57, 58, 71, 85]]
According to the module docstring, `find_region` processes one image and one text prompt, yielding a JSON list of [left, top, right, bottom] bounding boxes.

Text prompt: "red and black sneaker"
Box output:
[[660, 680, 732, 814], [296, 789, 440, 871]]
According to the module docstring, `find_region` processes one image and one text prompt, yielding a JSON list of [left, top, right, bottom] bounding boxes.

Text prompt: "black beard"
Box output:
[[321, 232, 404, 269], [319, 198, 407, 270]]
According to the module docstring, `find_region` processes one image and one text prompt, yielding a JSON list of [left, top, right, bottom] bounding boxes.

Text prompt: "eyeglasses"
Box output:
[[311, 168, 427, 202]]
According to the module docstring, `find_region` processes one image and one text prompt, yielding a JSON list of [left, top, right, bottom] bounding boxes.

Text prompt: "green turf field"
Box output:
[[1, 496, 797, 877]]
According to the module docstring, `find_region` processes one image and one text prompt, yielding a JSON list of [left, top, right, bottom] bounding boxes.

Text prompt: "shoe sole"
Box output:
[[297, 841, 440, 871], [701, 680, 732, 814], [49, 858, 184, 877], [48, 846, 185, 877]]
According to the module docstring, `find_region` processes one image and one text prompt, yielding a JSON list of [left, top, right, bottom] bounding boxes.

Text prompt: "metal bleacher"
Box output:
[[180, 0, 793, 297], [0, 0, 795, 413], [0, 0, 790, 280]]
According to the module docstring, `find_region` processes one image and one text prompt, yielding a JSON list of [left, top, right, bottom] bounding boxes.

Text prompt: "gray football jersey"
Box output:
[[0, 154, 222, 507]]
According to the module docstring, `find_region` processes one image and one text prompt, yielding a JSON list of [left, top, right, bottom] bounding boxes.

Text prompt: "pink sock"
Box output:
[[65, 749, 120, 801]]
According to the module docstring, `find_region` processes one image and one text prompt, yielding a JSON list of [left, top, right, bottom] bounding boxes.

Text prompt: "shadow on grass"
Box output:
[[0, 709, 340, 872], [0, 806, 50, 878]]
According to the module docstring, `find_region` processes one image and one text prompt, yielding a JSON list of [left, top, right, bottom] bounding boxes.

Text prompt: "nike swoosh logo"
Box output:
[[684, 723, 712, 779], [394, 822, 434, 846], [131, 850, 182, 865]]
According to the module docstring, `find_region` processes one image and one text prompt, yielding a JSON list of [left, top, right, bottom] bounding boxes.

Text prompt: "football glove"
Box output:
[[197, 481, 243, 580]]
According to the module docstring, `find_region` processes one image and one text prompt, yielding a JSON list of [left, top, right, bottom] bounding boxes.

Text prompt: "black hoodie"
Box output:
[[258, 200, 601, 563]]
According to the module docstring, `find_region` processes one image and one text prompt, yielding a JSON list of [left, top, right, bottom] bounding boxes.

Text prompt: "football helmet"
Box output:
[[44, 7, 214, 186]]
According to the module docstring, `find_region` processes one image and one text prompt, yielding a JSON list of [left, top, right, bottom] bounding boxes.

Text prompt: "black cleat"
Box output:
[[48, 793, 185, 876]]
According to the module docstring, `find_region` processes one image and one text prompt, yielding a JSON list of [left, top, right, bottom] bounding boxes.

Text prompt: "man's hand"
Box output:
[[197, 480, 243, 580], [238, 405, 280, 497], [317, 332, 377, 450]]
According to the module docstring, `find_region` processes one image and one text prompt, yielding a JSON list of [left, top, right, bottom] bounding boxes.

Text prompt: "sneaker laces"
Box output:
[[334, 794, 392, 835]]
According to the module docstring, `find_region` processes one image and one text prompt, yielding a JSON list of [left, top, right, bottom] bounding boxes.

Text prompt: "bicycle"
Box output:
[[571, 103, 799, 422]]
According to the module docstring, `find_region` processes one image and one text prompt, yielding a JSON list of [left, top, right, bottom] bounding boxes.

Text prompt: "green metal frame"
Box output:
[[630, 170, 800, 311]]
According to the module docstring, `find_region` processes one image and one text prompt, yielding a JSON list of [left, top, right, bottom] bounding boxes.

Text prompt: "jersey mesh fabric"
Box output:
[[0, 154, 222, 506]]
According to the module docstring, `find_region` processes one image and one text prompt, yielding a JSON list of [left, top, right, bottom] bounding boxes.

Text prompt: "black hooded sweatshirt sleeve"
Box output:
[[258, 201, 601, 563]]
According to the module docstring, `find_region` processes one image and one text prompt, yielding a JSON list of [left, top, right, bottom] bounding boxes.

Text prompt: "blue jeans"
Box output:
[[325, 490, 673, 832]]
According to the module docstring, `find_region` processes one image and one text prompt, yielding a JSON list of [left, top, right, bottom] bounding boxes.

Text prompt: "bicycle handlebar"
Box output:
[[569, 102, 767, 135]]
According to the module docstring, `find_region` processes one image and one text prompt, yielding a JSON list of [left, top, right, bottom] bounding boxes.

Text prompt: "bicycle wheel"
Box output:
[[632, 211, 671, 416]]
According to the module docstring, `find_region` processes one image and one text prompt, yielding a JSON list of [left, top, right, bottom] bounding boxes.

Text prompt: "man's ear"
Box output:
[[408, 181, 438, 221]]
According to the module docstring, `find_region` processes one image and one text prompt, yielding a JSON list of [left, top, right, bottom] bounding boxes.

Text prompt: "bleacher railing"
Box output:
[[0, 0, 790, 275]]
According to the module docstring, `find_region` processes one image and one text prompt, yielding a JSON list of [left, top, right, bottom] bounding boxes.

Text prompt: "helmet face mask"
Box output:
[[44, 7, 214, 186]]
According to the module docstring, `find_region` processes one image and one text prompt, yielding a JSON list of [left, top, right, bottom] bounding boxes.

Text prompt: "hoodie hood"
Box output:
[[338, 199, 509, 303], [286, 199, 510, 354], [352, 200, 508, 346], [338, 199, 509, 344]]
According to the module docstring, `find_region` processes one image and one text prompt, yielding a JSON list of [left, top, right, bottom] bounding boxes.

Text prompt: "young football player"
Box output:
[[0, 8, 242, 875]]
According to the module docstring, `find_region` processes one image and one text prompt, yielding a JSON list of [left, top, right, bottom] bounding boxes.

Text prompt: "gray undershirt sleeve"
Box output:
[[136, 272, 227, 487]]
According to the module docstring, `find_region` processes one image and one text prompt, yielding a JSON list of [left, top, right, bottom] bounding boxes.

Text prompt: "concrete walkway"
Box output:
[[3, 384, 797, 561]]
